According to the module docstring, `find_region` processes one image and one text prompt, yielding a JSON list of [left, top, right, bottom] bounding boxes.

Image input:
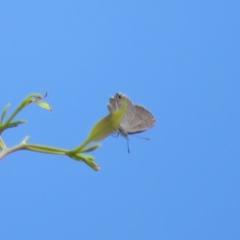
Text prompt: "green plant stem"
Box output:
[[0, 142, 68, 160]]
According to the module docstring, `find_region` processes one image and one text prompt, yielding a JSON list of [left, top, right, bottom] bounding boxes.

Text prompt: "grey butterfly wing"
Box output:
[[107, 97, 118, 112], [126, 104, 156, 134], [116, 94, 135, 129]]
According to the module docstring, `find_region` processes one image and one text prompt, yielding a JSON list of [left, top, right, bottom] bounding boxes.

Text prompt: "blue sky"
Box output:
[[0, 1, 240, 239]]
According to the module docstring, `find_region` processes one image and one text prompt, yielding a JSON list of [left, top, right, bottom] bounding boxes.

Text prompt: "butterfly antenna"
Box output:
[[131, 135, 150, 140]]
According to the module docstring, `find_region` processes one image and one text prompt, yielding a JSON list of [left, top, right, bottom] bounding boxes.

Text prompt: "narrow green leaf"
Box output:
[[36, 101, 52, 111], [70, 153, 100, 171], [1, 103, 10, 123], [7, 120, 27, 128], [87, 97, 127, 142], [81, 143, 101, 152]]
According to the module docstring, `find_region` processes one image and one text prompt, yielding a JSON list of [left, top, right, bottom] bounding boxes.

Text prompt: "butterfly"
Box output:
[[107, 93, 156, 151]]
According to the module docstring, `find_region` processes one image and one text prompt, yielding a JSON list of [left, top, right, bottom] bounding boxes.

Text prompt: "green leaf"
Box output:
[[35, 101, 52, 111], [7, 120, 27, 128], [69, 153, 100, 171], [0, 103, 10, 123], [81, 143, 101, 152], [87, 97, 127, 142]]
